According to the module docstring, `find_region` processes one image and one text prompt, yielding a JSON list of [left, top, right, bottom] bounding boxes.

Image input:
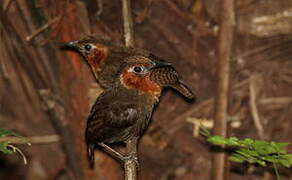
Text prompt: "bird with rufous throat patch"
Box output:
[[61, 36, 195, 100], [86, 56, 171, 168]]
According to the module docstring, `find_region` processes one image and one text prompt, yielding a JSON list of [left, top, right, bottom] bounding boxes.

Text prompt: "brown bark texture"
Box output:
[[1, 0, 292, 180]]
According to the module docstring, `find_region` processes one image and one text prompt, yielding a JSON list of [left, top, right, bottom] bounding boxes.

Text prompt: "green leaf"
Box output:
[[255, 159, 266, 166], [254, 143, 274, 155], [275, 158, 290, 168], [281, 154, 292, 159], [274, 142, 289, 149], [207, 136, 227, 145], [200, 125, 292, 170], [0, 129, 29, 145], [229, 154, 245, 163], [240, 138, 254, 146], [261, 155, 277, 162], [0, 142, 13, 154], [0, 129, 21, 138], [226, 137, 240, 146], [271, 142, 289, 154]]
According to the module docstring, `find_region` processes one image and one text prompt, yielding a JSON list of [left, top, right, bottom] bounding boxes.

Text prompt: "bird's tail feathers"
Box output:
[[87, 144, 95, 169], [172, 81, 196, 100]]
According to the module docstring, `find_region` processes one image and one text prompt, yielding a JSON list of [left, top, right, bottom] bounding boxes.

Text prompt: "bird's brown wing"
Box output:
[[86, 96, 140, 168], [87, 99, 139, 127]]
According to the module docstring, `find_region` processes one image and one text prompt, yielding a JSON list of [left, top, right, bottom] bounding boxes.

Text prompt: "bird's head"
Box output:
[[60, 36, 109, 71], [119, 56, 171, 100]]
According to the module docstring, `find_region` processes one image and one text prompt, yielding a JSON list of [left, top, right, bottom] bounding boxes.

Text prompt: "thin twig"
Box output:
[[273, 163, 280, 180], [122, 0, 134, 47], [7, 144, 28, 164], [121, 0, 137, 179], [25, 16, 61, 42], [211, 0, 234, 180], [0, 135, 60, 144], [3, 0, 13, 11], [249, 75, 265, 139], [259, 97, 292, 105], [0, 57, 9, 80], [95, 0, 103, 18], [124, 138, 138, 180]]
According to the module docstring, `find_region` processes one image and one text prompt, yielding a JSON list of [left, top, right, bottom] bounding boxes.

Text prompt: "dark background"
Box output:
[[1, 0, 292, 179]]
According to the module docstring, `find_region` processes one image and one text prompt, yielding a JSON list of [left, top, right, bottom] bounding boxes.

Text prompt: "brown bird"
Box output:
[[86, 57, 169, 168], [61, 36, 195, 100]]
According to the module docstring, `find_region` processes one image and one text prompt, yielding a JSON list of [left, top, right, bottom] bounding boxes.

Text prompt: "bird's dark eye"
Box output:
[[84, 44, 92, 51], [133, 66, 143, 73]]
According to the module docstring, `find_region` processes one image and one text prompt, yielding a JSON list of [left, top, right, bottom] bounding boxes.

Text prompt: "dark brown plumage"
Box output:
[[61, 36, 195, 100], [85, 57, 168, 168]]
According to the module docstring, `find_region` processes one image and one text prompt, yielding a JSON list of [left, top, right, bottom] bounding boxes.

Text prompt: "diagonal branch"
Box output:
[[25, 16, 61, 42], [249, 75, 265, 139]]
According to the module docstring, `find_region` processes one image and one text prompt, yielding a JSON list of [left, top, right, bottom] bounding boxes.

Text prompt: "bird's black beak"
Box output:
[[149, 61, 172, 70], [59, 41, 80, 51]]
